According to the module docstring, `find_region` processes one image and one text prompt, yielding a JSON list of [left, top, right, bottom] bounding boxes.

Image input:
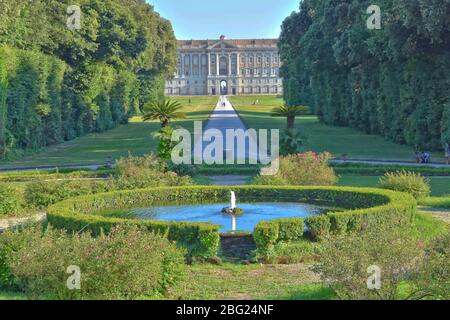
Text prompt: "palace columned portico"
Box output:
[[165, 35, 283, 96]]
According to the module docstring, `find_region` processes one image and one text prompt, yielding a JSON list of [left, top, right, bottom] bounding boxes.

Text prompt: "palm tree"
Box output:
[[271, 105, 310, 129], [142, 99, 186, 128]]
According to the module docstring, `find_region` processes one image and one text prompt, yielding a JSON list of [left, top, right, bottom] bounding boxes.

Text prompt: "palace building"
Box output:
[[165, 35, 283, 96]]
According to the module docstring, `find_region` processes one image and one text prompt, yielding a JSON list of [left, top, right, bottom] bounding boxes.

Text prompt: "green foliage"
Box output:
[[254, 152, 338, 186], [168, 162, 198, 177], [419, 196, 450, 209], [45, 185, 416, 257], [113, 154, 193, 190], [142, 99, 186, 128], [271, 105, 310, 129], [263, 240, 322, 264], [0, 0, 177, 158], [279, 129, 305, 155], [316, 225, 449, 300], [280, 0, 450, 150], [22, 155, 193, 208], [24, 179, 110, 209], [379, 171, 431, 200], [254, 217, 305, 258], [304, 188, 416, 240], [152, 126, 178, 160], [0, 224, 185, 299], [331, 163, 450, 176], [0, 184, 22, 215], [253, 221, 279, 256]]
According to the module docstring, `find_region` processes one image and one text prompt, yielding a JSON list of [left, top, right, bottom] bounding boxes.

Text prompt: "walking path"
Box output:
[[0, 95, 449, 172], [331, 159, 449, 168], [208, 175, 250, 186], [0, 213, 47, 233], [200, 96, 258, 162]]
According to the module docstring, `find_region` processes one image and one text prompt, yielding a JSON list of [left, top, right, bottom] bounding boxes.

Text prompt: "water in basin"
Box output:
[[127, 202, 324, 232]]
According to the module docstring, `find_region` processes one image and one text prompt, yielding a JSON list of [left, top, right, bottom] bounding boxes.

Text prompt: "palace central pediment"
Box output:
[[207, 40, 239, 50]]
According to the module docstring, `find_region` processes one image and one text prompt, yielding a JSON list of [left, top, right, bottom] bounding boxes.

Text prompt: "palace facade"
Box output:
[[165, 36, 283, 96]]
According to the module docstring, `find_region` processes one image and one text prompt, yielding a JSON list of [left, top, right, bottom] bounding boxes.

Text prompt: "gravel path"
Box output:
[[0, 213, 47, 233]]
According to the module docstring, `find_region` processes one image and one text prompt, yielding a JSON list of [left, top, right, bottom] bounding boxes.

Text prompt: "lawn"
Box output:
[[0, 291, 26, 300], [0, 96, 216, 169], [338, 174, 450, 196], [2, 94, 447, 168], [166, 262, 332, 300], [230, 95, 445, 162]]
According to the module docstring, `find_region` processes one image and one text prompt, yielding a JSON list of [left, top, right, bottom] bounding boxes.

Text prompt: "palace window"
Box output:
[[219, 56, 228, 76]]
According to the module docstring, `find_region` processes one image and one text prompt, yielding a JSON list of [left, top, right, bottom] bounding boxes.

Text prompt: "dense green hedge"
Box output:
[[47, 186, 416, 257], [0, 0, 177, 159], [280, 0, 450, 150], [254, 218, 305, 255], [331, 163, 450, 176]]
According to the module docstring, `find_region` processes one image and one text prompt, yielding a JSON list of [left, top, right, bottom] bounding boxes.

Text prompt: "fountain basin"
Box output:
[[124, 202, 324, 232]]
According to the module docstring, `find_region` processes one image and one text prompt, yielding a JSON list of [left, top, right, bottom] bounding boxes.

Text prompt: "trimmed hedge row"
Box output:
[[47, 186, 416, 257], [254, 218, 305, 255]]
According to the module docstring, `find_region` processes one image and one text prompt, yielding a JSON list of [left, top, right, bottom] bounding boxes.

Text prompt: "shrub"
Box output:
[[113, 154, 192, 190], [315, 225, 424, 300], [262, 240, 322, 264], [0, 224, 185, 300], [305, 215, 332, 240], [0, 184, 22, 215], [275, 218, 304, 242], [253, 218, 305, 257], [167, 162, 198, 177], [254, 152, 338, 186], [418, 196, 450, 209], [378, 171, 431, 200], [410, 234, 450, 300], [253, 221, 279, 255], [24, 179, 110, 208], [303, 188, 416, 241]]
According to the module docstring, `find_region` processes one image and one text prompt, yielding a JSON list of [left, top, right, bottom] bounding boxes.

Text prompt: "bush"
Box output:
[[22, 155, 194, 209], [418, 196, 450, 209], [378, 171, 431, 200], [411, 234, 450, 300], [113, 154, 193, 190], [303, 188, 416, 241], [254, 218, 305, 257], [253, 221, 279, 256], [0, 224, 185, 300], [262, 240, 322, 264], [315, 225, 449, 300], [315, 225, 421, 300], [254, 152, 338, 186], [0, 185, 22, 215], [24, 179, 110, 208], [167, 162, 198, 177]]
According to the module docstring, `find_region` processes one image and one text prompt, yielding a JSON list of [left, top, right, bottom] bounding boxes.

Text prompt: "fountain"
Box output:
[[230, 191, 236, 210], [221, 191, 243, 232]]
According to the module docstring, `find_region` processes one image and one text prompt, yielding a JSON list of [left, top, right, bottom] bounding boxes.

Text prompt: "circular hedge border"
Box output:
[[47, 186, 417, 257]]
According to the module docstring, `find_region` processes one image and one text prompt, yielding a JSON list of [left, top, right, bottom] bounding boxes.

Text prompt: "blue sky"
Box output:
[[148, 0, 300, 39]]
